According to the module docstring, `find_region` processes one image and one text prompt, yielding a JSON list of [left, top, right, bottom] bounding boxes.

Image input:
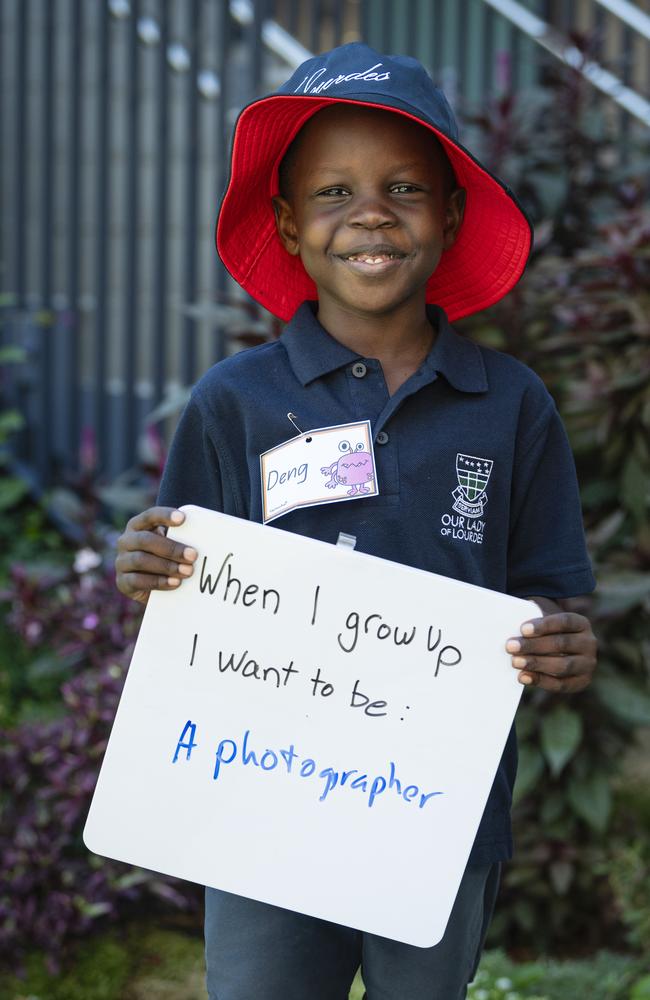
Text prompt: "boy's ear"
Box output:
[[443, 188, 466, 250], [272, 196, 301, 256]]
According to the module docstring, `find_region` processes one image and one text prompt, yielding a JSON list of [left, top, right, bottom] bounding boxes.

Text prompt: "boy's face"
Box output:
[[273, 105, 465, 324]]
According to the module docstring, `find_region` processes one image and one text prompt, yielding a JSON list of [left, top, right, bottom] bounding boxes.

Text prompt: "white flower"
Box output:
[[74, 547, 102, 574]]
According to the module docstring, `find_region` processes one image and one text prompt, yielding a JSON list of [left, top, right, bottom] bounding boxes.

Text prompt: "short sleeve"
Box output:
[[507, 405, 595, 599], [157, 394, 226, 512]]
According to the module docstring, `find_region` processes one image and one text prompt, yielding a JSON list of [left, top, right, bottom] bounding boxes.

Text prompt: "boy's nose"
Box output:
[[346, 196, 397, 230]]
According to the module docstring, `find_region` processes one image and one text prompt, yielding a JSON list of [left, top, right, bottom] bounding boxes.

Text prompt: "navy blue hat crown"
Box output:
[[277, 42, 459, 143]]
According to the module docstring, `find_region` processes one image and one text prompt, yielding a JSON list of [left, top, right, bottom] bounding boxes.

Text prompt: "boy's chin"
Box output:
[[319, 290, 428, 320]]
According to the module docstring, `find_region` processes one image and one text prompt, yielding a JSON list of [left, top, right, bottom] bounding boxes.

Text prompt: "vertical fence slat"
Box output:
[[288, 0, 300, 39], [153, 0, 169, 404], [94, 0, 110, 473], [212, 0, 229, 365], [66, 0, 82, 472], [180, 0, 200, 389], [37, 0, 55, 484], [414, 1, 435, 74], [212, 0, 230, 365], [310, 0, 322, 53], [482, 4, 495, 96], [406, 0, 418, 59], [360, 0, 371, 48], [253, 0, 265, 92], [463, 0, 485, 106], [333, 0, 344, 46], [380, 0, 390, 52], [456, 0, 470, 101], [121, 0, 140, 469], [432, 0, 444, 75], [15, 0, 27, 306], [0, 4, 13, 303]]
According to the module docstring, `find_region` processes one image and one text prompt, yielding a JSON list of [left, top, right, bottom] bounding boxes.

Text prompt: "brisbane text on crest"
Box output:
[[452, 454, 493, 517]]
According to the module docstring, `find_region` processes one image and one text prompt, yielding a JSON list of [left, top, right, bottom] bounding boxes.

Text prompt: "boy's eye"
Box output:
[[390, 183, 421, 194], [316, 186, 350, 197]]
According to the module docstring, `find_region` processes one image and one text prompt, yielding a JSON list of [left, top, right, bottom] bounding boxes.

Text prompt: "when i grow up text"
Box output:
[[186, 550, 464, 720]]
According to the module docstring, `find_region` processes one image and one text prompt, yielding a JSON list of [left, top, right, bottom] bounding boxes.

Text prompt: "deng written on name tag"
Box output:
[[260, 420, 379, 523]]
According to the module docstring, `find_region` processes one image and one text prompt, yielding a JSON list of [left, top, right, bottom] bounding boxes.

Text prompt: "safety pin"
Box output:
[[287, 412, 303, 434]]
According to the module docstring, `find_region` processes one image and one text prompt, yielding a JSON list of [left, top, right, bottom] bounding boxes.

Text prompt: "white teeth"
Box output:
[[347, 254, 398, 264]]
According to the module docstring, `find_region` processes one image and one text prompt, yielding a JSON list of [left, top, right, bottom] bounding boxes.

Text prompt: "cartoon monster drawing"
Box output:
[[321, 441, 375, 496]]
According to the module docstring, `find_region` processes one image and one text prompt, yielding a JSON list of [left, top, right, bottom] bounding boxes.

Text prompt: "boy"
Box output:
[[116, 44, 597, 1000]]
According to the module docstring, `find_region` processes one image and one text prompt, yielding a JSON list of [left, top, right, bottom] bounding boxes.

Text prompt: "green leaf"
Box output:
[[541, 706, 583, 776], [0, 476, 28, 511], [513, 745, 545, 803], [580, 480, 619, 510], [113, 870, 150, 890], [621, 455, 649, 523], [0, 409, 25, 438], [631, 975, 650, 1000], [593, 674, 650, 726], [74, 898, 113, 918], [540, 791, 565, 825], [0, 345, 27, 364], [567, 772, 612, 832], [26, 651, 82, 685], [513, 898, 537, 932]]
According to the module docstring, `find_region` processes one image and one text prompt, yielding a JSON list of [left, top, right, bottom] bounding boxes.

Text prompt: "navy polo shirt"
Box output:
[[158, 301, 595, 864]]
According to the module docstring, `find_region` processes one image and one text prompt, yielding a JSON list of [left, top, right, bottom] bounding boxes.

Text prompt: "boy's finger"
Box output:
[[516, 669, 592, 694], [517, 612, 587, 637], [119, 529, 198, 565], [125, 506, 186, 533], [510, 652, 592, 679], [118, 571, 185, 596], [506, 632, 594, 658], [116, 550, 195, 580]]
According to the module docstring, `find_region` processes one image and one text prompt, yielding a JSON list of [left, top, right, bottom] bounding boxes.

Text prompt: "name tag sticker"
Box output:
[[260, 420, 379, 523]]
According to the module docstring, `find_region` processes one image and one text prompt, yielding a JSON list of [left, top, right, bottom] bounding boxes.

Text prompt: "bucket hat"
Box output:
[[216, 43, 532, 323]]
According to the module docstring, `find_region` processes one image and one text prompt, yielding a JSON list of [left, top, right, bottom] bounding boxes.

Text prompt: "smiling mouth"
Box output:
[[337, 246, 407, 266]]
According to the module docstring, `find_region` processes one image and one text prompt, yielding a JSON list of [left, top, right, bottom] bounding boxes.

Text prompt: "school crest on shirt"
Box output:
[[440, 453, 493, 546], [452, 454, 493, 517]]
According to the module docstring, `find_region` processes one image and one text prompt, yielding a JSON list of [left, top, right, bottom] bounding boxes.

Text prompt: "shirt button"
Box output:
[[351, 362, 367, 378], [376, 431, 389, 445]]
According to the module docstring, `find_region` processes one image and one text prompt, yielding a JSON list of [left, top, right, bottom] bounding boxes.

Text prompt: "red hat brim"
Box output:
[[216, 95, 532, 322]]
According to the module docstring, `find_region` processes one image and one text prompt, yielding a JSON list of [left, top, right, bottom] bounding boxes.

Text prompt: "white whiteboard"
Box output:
[[84, 505, 533, 947]]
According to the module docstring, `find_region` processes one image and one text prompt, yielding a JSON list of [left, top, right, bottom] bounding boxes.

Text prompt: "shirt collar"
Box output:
[[281, 302, 360, 385], [422, 305, 488, 393], [280, 301, 488, 394]]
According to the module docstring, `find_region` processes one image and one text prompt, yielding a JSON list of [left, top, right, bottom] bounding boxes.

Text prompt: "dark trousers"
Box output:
[[204, 862, 500, 999]]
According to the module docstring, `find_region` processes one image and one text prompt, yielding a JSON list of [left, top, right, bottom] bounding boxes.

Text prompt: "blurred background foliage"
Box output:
[[0, 59, 648, 995], [457, 63, 650, 958]]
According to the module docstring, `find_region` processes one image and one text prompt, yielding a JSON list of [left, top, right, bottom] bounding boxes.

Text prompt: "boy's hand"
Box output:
[[115, 507, 198, 606], [506, 598, 597, 693]]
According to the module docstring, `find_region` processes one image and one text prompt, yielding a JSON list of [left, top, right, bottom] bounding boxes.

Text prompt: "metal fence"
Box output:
[[1, 0, 647, 490]]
